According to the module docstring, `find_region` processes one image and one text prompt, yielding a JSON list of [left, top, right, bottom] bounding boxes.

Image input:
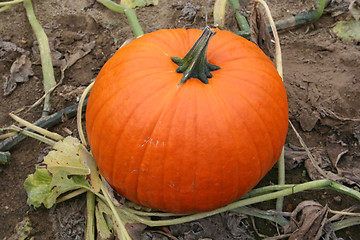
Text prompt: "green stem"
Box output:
[[0, 5, 11, 12], [124, 8, 144, 38], [232, 207, 289, 226], [231, 0, 329, 39], [9, 125, 56, 146], [327, 181, 360, 200], [96, 0, 144, 38], [244, 184, 295, 198], [228, 0, 250, 33], [9, 113, 63, 141], [101, 179, 132, 240], [85, 191, 96, 240], [171, 26, 220, 84], [0, 0, 23, 7], [23, 0, 56, 117], [56, 188, 88, 203], [331, 217, 360, 232], [77, 82, 94, 148], [124, 208, 187, 217], [276, 147, 285, 212], [0, 99, 87, 152], [213, 0, 228, 28], [273, 0, 328, 31], [0, 131, 17, 140], [120, 179, 360, 227]]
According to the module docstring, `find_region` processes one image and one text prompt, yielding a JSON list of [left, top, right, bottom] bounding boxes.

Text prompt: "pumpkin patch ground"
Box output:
[[0, 0, 359, 239]]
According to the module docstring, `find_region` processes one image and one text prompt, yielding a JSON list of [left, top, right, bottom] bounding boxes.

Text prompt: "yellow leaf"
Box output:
[[44, 136, 90, 175]]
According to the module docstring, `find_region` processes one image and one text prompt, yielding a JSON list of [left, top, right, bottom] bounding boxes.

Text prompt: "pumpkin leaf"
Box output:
[[95, 202, 114, 239], [333, 19, 360, 43], [97, 199, 125, 238], [24, 168, 53, 208], [120, 0, 158, 9], [46, 170, 90, 208], [44, 136, 90, 176], [43, 136, 101, 192], [24, 168, 90, 209]]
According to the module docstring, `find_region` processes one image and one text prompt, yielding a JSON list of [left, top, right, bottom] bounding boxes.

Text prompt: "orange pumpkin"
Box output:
[[86, 27, 288, 213]]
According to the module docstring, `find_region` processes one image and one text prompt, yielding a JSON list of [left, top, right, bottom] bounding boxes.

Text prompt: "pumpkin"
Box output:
[[86, 27, 288, 214]]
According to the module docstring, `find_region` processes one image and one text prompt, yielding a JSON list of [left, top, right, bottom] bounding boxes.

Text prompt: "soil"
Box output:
[[1, 0, 360, 239]]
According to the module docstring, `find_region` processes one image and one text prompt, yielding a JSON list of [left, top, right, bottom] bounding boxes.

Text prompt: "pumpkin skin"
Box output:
[[86, 28, 288, 213]]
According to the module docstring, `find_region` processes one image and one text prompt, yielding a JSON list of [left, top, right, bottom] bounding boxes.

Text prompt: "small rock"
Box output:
[[333, 195, 342, 203]]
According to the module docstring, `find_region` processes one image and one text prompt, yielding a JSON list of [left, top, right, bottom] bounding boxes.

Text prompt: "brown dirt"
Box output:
[[1, 0, 359, 239]]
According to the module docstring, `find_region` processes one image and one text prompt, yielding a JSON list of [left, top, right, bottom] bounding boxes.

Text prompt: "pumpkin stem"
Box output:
[[171, 26, 220, 84]]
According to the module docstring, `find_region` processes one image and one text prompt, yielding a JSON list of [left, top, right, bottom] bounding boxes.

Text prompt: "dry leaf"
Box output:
[[0, 40, 26, 58], [3, 54, 34, 96], [284, 144, 311, 170], [304, 152, 360, 187], [298, 109, 320, 132], [180, 2, 200, 22], [64, 40, 96, 69], [250, 3, 273, 58], [284, 201, 328, 240], [326, 141, 348, 169]]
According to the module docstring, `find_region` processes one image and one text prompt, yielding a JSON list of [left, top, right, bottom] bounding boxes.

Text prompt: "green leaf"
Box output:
[[25, 136, 100, 209], [45, 170, 91, 208], [120, 0, 158, 8], [44, 136, 101, 192], [96, 201, 114, 239], [24, 168, 52, 208], [333, 19, 360, 43], [24, 168, 90, 208], [44, 136, 90, 176]]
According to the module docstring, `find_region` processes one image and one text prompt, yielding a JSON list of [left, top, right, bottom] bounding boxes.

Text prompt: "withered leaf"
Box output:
[[284, 144, 309, 170], [304, 147, 360, 188], [249, 3, 273, 58], [284, 200, 328, 240], [0, 40, 26, 58], [326, 141, 348, 169], [3, 54, 34, 96]]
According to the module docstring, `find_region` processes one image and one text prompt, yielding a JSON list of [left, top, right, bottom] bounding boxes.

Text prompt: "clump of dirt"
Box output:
[[0, 0, 359, 239]]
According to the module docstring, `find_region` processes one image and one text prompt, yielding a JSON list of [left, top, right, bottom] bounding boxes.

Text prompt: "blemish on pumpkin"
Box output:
[[140, 137, 164, 147]]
